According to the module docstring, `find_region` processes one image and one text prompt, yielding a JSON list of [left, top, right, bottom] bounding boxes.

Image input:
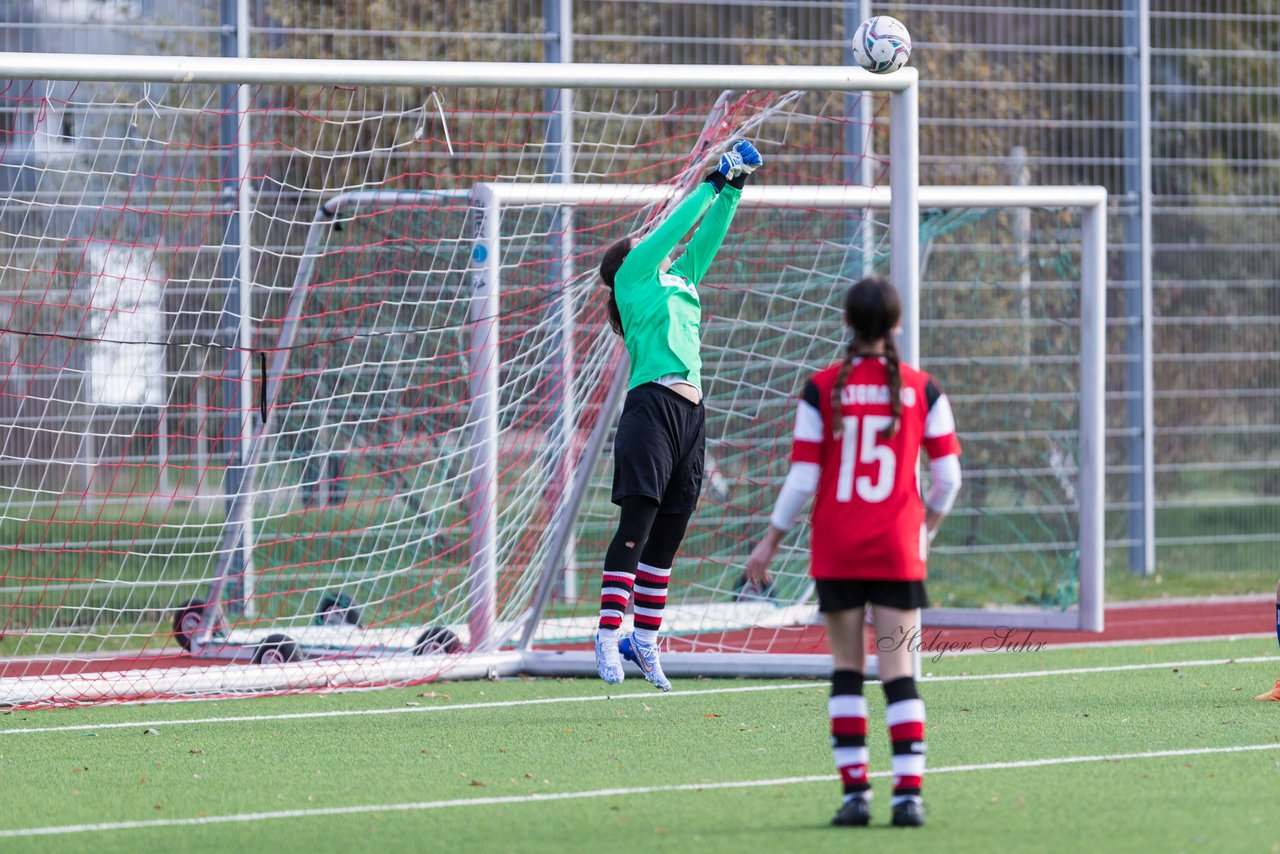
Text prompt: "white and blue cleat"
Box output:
[[594, 631, 624, 684], [619, 633, 671, 692]]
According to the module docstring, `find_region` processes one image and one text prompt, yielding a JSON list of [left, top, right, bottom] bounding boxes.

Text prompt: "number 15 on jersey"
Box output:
[[836, 415, 896, 503]]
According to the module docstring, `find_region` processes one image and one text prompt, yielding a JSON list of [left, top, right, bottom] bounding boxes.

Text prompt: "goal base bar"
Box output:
[[520, 650, 873, 681], [0, 651, 524, 708]]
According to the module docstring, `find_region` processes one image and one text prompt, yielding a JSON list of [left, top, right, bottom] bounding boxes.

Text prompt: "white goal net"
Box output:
[[0, 55, 1101, 706]]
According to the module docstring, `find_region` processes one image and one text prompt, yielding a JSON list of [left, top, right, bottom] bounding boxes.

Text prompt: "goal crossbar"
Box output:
[[485, 184, 1106, 210], [0, 52, 917, 92]]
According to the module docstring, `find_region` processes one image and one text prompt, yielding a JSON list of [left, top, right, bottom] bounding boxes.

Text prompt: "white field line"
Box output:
[[3, 654, 1278, 737], [921, 654, 1280, 681], [3, 742, 1278, 840], [937, 632, 1273, 657]]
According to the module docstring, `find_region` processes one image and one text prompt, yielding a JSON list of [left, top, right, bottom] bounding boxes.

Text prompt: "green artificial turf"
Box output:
[[1, 637, 1277, 853]]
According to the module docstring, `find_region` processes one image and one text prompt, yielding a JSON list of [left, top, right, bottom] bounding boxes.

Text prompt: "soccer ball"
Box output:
[[852, 16, 912, 74]]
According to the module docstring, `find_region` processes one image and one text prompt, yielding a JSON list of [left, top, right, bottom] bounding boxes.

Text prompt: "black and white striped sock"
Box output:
[[631, 562, 670, 645], [830, 669, 869, 800], [884, 676, 926, 806]]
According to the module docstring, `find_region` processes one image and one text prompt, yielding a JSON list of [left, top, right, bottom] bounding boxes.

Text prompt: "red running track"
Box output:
[[3, 596, 1275, 681], [0, 652, 219, 681]]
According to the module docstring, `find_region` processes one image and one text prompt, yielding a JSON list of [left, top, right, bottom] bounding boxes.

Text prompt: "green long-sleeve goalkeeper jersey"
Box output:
[[613, 179, 742, 391]]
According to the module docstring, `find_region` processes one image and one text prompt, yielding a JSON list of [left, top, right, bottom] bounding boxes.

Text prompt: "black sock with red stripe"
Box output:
[[829, 669, 869, 800], [883, 676, 926, 803], [597, 569, 634, 634], [631, 562, 671, 645]]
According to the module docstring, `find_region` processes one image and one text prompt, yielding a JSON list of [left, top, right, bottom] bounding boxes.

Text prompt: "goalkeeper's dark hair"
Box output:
[[832, 274, 903, 439], [599, 237, 631, 338]]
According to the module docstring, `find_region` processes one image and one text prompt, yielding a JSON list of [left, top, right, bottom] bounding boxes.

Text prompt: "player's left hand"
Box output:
[[744, 538, 776, 587]]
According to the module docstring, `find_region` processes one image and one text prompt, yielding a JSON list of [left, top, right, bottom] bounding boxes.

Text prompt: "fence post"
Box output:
[[1124, 0, 1155, 574], [217, 0, 258, 613], [543, 0, 579, 601]]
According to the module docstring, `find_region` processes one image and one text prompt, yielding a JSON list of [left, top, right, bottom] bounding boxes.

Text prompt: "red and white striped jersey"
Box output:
[[788, 357, 961, 582]]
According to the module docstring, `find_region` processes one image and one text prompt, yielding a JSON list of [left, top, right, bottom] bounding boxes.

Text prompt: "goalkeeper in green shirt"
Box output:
[[593, 138, 762, 690]]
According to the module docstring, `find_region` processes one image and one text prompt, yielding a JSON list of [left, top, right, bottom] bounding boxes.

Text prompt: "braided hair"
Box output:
[[830, 275, 903, 439]]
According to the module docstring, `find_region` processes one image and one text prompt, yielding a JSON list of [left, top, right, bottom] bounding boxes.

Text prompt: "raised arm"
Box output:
[[668, 182, 742, 286], [617, 180, 718, 283], [670, 140, 762, 286], [618, 140, 763, 286]]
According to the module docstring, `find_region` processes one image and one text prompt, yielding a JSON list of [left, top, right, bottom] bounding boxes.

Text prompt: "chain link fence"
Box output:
[[1, 0, 1276, 591]]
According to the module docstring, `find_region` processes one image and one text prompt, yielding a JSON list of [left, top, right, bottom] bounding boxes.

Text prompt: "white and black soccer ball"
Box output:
[[852, 16, 913, 74]]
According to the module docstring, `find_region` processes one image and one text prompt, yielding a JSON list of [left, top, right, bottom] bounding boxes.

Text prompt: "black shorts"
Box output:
[[815, 579, 929, 613], [611, 382, 706, 514]]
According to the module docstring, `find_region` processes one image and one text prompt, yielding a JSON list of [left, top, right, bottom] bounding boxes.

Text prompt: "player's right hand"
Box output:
[[744, 538, 776, 587]]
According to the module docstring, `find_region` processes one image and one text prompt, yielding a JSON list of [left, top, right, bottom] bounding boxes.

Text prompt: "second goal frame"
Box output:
[[471, 182, 1108, 672]]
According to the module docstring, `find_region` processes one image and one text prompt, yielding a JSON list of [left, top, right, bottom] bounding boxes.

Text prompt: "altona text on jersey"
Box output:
[[840, 384, 918, 407]]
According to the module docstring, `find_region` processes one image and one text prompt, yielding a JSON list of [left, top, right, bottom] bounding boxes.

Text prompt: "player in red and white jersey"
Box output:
[[746, 275, 961, 829]]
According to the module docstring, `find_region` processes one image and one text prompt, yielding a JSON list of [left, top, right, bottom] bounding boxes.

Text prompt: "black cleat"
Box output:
[[831, 795, 871, 827], [891, 796, 926, 827]]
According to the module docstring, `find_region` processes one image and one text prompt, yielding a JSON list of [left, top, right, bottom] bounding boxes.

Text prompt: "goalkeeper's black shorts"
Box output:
[[815, 579, 930, 612], [611, 382, 705, 515]]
